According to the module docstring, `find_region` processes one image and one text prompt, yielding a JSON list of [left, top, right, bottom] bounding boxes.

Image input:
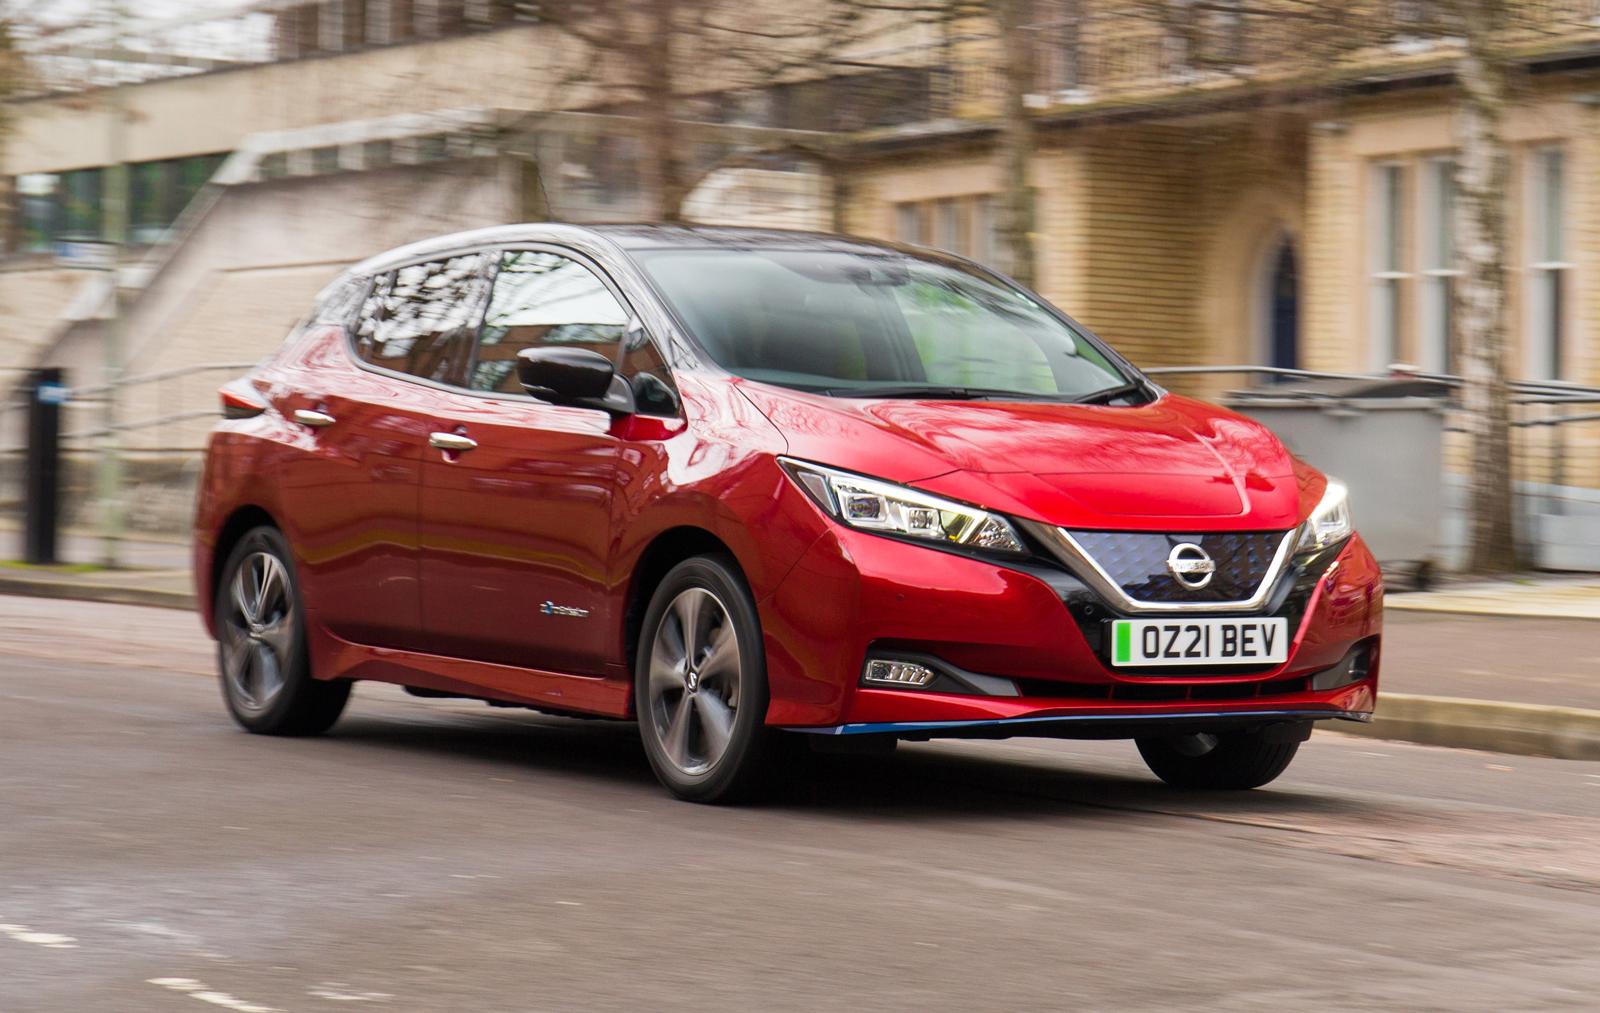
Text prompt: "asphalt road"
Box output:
[[2, 598, 1599, 1012]]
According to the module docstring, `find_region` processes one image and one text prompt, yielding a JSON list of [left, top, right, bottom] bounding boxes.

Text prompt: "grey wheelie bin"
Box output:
[[1225, 376, 1450, 589]]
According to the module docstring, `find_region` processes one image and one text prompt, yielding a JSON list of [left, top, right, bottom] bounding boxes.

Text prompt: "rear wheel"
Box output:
[[1136, 728, 1301, 790], [215, 526, 349, 736], [635, 555, 773, 803]]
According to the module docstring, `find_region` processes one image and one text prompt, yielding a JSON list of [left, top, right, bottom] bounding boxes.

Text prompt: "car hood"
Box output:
[[737, 382, 1319, 532]]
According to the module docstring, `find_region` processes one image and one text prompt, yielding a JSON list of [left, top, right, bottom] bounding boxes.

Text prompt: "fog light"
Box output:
[[863, 660, 936, 688]]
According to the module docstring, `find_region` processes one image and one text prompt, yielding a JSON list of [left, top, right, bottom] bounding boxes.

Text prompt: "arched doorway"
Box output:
[[1263, 238, 1299, 371]]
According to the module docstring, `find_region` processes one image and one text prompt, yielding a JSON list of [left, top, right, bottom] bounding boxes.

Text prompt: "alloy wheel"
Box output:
[[646, 587, 742, 776], [220, 551, 296, 714]]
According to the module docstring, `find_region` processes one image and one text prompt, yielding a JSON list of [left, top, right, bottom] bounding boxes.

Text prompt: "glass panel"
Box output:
[[60, 169, 104, 240], [17, 173, 61, 253], [354, 254, 491, 383], [1381, 164, 1403, 272], [1541, 148, 1564, 263], [129, 161, 167, 241], [894, 203, 923, 246], [634, 248, 1128, 400], [970, 195, 996, 268], [932, 198, 960, 254], [470, 251, 629, 394], [1422, 158, 1454, 270]]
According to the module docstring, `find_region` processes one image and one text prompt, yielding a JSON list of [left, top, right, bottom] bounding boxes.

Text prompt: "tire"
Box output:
[[634, 555, 774, 803], [1136, 728, 1300, 790], [214, 525, 350, 736]]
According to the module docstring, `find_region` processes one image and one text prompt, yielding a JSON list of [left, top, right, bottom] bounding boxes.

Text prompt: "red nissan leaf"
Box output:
[[194, 225, 1382, 802]]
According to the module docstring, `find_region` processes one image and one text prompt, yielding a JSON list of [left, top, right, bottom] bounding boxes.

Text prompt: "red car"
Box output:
[[194, 225, 1381, 802]]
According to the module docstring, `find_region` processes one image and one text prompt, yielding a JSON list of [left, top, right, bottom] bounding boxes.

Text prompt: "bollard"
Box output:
[[24, 368, 67, 565]]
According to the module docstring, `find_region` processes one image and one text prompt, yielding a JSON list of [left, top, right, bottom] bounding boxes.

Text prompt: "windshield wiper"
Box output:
[[823, 385, 1070, 401], [1068, 381, 1144, 405]]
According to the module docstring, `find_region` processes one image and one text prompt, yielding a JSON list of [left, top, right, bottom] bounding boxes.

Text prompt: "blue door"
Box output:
[[1269, 241, 1299, 371]]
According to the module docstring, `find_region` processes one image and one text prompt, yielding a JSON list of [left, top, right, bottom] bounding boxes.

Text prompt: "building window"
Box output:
[[60, 169, 105, 242], [1418, 156, 1458, 373], [1368, 162, 1409, 368], [16, 173, 61, 253], [1527, 146, 1570, 380], [312, 146, 343, 174], [894, 202, 925, 246], [893, 195, 1002, 269]]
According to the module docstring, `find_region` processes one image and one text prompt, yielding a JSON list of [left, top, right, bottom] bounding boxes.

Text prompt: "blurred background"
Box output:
[[0, 1, 1597, 574]]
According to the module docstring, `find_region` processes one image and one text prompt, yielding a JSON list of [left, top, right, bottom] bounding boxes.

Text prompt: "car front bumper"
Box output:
[[758, 526, 1382, 735]]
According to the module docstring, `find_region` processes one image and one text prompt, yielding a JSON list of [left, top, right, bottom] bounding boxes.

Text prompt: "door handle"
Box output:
[[429, 431, 478, 452], [293, 408, 336, 428]]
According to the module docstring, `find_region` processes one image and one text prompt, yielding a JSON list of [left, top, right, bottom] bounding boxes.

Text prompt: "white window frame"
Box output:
[[1417, 155, 1460, 373], [1525, 145, 1573, 380], [1368, 161, 1410, 369]]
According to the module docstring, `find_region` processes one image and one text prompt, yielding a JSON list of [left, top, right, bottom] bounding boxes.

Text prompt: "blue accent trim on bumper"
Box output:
[[784, 708, 1368, 736]]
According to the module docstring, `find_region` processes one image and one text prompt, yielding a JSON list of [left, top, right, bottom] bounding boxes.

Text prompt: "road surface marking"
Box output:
[[147, 977, 280, 1012], [0, 921, 78, 949], [308, 983, 394, 1002]]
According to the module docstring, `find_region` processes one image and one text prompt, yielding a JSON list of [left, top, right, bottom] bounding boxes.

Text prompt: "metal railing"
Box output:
[[0, 362, 256, 457]]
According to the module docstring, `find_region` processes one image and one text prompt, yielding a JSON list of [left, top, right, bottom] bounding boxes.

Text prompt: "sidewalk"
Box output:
[[0, 531, 1596, 759], [1388, 576, 1600, 620], [0, 526, 194, 610]]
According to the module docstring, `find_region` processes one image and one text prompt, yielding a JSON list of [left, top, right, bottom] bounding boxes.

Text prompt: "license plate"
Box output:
[[1110, 617, 1288, 667]]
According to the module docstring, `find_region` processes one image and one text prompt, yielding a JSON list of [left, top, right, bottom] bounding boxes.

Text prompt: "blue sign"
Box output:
[[36, 382, 70, 405]]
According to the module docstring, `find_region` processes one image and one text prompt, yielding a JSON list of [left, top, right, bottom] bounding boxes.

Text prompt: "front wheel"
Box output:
[[635, 555, 773, 803], [215, 526, 350, 736], [1136, 728, 1301, 790]]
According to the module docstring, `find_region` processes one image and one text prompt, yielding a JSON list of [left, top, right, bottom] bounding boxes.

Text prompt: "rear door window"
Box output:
[[353, 254, 492, 386]]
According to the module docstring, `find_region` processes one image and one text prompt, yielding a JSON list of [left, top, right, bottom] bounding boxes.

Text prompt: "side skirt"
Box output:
[[306, 622, 632, 719]]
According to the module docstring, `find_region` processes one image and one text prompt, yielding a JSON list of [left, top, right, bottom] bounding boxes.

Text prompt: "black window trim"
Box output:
[[339, 242, 682, 415]]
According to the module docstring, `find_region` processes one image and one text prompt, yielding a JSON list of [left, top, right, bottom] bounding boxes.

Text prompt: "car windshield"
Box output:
[[632, 247, 1137, 401]]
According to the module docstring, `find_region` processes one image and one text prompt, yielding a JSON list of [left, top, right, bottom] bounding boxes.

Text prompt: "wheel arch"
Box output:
[[206, 504, 280, 629], [622, 526, 747, 700]]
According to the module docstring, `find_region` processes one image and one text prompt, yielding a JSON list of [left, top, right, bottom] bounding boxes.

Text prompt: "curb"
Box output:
[[0, 576, 195, 612], [1, 580, 1596, 761], [1386, 599, 1600, 621], [1328, 692, 1600, 761]]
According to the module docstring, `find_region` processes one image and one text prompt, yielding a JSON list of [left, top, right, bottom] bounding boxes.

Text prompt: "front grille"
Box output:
[[1066, 530, 1288, 604]]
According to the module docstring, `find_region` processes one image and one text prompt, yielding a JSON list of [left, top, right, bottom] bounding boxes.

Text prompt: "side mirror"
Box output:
[[516, 346, 633, 413]]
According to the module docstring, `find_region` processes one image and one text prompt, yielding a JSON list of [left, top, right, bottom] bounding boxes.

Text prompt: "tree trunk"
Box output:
[[1454, 1, 1517, 573], [640, 0, 685, 224], [995, 0, 1037, 286]]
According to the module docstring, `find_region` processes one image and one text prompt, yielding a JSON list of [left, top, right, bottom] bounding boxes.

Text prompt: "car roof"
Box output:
[[345, 223, 926, 277]]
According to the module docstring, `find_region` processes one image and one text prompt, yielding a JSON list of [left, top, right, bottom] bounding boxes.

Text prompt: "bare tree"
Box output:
[[994, 0, 1037, 286], [535, 0, 887, 223]]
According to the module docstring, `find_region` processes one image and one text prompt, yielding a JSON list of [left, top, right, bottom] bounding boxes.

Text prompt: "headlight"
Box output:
[[779, 458, 1026, 555], [1295, 479, 1353, 554]]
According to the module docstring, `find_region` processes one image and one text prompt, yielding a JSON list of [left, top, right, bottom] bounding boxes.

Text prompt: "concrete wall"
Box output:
[[5, 26, 583, 174]]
